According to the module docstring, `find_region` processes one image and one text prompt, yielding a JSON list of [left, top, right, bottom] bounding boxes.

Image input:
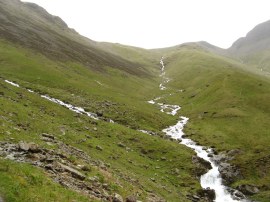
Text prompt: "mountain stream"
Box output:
[[147, 57, 248, 202], [3, 56, 249, 201]]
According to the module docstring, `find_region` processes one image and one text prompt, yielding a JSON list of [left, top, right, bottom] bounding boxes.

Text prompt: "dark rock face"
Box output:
[[211, 150, 243, 185], [192, 155, 212, 177], [236, 184, 260, 195], [218, 162, 242, 185], [196, 188, 216, 201]]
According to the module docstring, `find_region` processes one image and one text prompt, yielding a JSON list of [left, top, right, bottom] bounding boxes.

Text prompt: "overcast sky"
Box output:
[[22, 0, 270, 49]]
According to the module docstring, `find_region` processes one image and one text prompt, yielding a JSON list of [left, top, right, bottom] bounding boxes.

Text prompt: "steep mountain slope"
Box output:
[[0, 0, 153, 76], [229, 20, 270, 56], [228, 20, 270, 73]]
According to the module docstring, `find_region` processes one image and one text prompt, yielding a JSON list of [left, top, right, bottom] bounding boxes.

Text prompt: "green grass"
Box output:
[[0, 159, 92, 202]]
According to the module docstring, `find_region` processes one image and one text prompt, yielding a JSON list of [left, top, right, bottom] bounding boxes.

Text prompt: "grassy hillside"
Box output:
[[158, 46, 270, 201], [0, 39, 177, 131], [0, 1, 270, 201], [0, 0, 153, 76], [0, 37, 203, 201]]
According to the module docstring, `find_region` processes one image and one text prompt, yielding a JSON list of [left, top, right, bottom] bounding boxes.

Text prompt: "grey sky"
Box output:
[[22, 0, 270, 49]]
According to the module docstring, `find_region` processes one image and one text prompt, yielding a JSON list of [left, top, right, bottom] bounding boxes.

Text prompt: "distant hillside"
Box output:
[[0, 0, 152, 76], [228, 20, 270, 72], [229, 20, 270, 55]]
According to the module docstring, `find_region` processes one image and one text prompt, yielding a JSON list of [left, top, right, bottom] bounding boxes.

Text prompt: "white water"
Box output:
[[4, 80, 103, 121], [149, 58, 247, 202], [4, 80, 20, 87], [159, 57, 170, 90]]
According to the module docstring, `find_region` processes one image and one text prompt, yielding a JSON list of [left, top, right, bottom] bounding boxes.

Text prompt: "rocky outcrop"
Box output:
[[211, 150, 243, 185], [187, 188, 216, 202], [192, 155, 212, 177], [236, 184, 259, 195], [218, 162, 242, 185]]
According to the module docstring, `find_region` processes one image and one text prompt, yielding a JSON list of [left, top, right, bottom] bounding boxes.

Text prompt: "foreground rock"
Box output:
[[192, 155, 212, 177], [187, 188, 215, 202]]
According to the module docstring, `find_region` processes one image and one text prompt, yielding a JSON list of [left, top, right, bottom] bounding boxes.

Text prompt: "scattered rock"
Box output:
[[96, 110, 103, 117], [18, 141, 30, 151], [96, 145, 103, 151], [117, 142, 125, 148], [41, 133, 55, 140], [161, 157, 166, 161], [18, 142, 40, 152], [126, 195, 137, 202], [58, 162, 85, 180], [28, 143, 40, 153], [172, 168, 180, 175], [80, 165, 91, 171], [113, 193, 124, 202]]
